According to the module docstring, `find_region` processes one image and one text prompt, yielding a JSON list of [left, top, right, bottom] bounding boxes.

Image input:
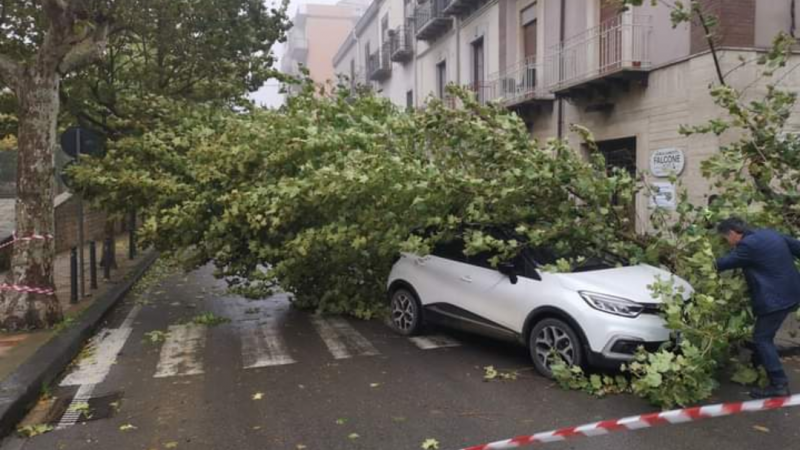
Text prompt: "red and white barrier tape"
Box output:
[[0, 284, 56, 296], [460, 394, 800, 450], [0, 232, 54, 251]]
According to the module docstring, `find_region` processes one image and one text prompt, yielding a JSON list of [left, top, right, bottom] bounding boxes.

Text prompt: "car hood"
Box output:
[[553, 264, 693, 304]]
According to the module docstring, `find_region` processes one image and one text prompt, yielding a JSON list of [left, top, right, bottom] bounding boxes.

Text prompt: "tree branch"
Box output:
[[58, 23, 109, 75], [0, 53, 21, 92]]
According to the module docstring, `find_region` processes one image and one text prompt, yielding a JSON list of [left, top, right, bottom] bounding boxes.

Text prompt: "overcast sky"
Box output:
[[250, 0, 342, 108]]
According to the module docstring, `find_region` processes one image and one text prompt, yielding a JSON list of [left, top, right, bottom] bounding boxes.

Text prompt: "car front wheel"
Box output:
[[529, 318, 584, 378], [389, 288, 423, 336]]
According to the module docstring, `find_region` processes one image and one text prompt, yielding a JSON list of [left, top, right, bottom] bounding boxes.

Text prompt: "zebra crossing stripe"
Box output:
[[60, 305, 142, 387], [240, 319, 296, 369], [56, 305, 141, 430], [310, 316, 380, 359], [154, 324, 207, 378], [409, 334, 461, 350]]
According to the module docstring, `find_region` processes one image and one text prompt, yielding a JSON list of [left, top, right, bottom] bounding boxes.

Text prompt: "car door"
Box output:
[[416, 239, 474, 312], [451, 251, 533, 336]]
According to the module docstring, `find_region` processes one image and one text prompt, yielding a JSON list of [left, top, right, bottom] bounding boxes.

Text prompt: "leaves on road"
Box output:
[[119, 423, 137, 431], [16, 424, 54, 438], [753, 425, 770, 433], [143, 330, 168, 344], [348, 433, 360, 440], [252, 392, 264, 401], [421, 438, 440, 450], [164, 442, 179, 449], [191, 313, 231, 327], [483, 365, 518, 381], [369, 383, 381, 388], [335, 418, 348, 425]]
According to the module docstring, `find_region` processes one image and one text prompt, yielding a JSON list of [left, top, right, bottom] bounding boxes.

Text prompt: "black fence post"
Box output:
[[128, 210, 136, 260], [89, 240, 98, 290], [70, 247, 78, 304], [103, 237, 112, 280]]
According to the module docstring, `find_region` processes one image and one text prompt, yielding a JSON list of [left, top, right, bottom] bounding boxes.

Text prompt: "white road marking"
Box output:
[[239, 319, 296, 369], [408, 334, 461, 350], [153, 323, 207, 378], [60, 305, 141, 387], [55, 383, 96, 430], [56, 305, 141, 430], [310, 316, 379, 360]]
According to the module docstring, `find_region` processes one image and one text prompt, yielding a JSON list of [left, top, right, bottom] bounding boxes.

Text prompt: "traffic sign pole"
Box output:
[[76, 129, 86, 299]]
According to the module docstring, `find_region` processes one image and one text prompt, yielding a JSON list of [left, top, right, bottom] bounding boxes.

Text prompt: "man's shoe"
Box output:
[[749, 384, 791, 399]]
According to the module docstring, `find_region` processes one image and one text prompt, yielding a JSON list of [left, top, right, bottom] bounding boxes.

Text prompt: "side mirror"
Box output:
[[498, 262, 519, 285]]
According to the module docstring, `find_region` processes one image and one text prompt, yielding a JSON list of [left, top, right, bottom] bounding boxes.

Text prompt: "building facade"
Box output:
[[333, 0, 800, 229], [282, 1, 370, 95]]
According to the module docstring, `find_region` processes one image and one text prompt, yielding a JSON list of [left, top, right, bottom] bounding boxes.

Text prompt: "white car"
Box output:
[[386, 237, 692, 377]]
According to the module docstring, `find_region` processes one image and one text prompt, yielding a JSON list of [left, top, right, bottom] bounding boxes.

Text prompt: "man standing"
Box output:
[[716, 218, 800, 398]]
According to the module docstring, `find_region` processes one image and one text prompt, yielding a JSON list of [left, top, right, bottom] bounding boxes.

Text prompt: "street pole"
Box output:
[[76, 128, 86, 299]]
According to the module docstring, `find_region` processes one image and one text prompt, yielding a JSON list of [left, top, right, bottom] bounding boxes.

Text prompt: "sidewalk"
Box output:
[[0, 235, 147, 381]]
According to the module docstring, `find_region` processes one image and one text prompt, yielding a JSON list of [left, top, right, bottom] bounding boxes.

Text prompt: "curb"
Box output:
[[0, 250, 158, 437]]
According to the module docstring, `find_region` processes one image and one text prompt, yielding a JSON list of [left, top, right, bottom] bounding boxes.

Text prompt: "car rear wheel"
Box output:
[[529, 318, 584, 378], [389, 288, 423, 336]]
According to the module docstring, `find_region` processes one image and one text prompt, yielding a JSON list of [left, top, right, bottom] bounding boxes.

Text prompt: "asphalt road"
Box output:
[[3, 265, 799, 450]]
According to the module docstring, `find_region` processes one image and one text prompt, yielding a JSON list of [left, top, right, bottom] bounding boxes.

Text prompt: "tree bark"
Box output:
[[0, 70, 63, 330]]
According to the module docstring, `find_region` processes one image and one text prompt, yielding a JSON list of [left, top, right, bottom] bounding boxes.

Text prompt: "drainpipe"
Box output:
[[557, 0, 566, 139], [455, 15, 462, 86]]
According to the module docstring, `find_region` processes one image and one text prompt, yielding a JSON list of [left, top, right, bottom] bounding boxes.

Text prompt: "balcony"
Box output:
[[389, 27, 413, 63], [489, 56, 554, 108], [288, 36, 309, 60], [545, 14, 652, 97], [442, 0, 480, 17], [414, 0, 452, 41], [367, 44, 392, 82]]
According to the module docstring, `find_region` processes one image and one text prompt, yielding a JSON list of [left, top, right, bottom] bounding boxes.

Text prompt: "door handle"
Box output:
[[459, 275, 473, 283]]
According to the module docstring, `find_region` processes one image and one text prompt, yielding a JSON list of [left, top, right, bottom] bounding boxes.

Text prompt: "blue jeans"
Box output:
[[753, 306, 797, 386]]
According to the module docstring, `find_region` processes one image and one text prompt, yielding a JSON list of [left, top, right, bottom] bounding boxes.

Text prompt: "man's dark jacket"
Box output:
[[716, 229, 800, 316]]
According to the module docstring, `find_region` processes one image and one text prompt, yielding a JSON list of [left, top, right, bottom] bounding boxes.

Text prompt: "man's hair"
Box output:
[[717, 217, 750, 235]]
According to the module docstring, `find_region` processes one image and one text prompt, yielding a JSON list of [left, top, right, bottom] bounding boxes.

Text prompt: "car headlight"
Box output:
[[579, 291, 644, 318]]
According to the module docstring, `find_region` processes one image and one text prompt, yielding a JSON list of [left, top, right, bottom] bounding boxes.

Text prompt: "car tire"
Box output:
[[529, 318, 584, 378], [389, 287, 424, 336]]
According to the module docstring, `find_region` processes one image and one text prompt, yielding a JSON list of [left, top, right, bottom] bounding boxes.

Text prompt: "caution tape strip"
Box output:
[[460, 394, 800, 450], [0, 284, 56, 296], [0, 233, 58, 296], [0, 232, 54, 251]]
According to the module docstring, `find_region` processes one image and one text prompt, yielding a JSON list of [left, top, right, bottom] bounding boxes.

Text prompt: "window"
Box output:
[[521, 4, 538, 89], [436, 60, 447, 99], [432, 239, 466, 262], [381, 14, 390, 43], [471, 38, 484, 102], [406, 90, 414, 110]]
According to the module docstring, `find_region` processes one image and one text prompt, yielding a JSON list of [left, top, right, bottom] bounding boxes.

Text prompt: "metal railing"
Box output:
[[389, 27, 413, 62], [485, 56, 550, 106], [545, 14, 652, 91], [415, 0, 450, 39], [367, 43, 392, 81]]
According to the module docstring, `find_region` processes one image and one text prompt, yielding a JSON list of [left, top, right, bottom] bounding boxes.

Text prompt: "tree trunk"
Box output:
[[0, 70, 63, 330]]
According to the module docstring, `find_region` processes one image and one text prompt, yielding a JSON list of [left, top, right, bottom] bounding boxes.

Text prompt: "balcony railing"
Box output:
[[545, 14, 652, 92], [367, 44, 392, 82], [488, 56, 552, 106], [389, 27, 413, 63], [415, 0, 451, 41]]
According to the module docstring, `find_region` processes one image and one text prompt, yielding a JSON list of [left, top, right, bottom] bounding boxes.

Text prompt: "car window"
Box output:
[[431, 239, 467, 263]]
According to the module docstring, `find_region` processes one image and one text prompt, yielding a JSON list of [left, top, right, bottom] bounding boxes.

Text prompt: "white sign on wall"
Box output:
[[650, 148, 686, 177], [649, 182, 676, 210]]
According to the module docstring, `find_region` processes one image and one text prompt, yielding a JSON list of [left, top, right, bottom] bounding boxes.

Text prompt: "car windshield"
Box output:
[[527, 246, 629, 272]]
